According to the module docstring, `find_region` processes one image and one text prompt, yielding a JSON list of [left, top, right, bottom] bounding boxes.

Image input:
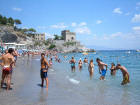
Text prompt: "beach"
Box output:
[[0, 50, 140, 105]]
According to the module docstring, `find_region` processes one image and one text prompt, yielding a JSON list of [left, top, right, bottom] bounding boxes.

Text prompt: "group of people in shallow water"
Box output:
[[0, 48, 130, 91], [69, 57, 130, 85]]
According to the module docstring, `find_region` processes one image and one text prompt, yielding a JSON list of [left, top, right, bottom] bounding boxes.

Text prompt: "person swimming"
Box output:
[[69, 57, 76, 72], [96, 58, 108, 80]]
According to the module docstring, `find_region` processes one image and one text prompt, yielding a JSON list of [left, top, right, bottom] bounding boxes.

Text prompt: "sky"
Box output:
[[0, 0, 140, 50]]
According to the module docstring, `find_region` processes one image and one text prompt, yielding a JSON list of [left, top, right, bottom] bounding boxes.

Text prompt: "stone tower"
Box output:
[[61, 30, 76, 42]]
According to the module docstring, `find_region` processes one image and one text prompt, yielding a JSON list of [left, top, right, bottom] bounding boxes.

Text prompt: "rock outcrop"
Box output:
[[0, 25, 29, 43]]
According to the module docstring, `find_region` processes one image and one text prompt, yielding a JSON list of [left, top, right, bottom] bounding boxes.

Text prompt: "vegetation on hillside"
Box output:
[[54, 34, 64, 40], [49, 44, 56, 49], [0, 14, 36, 37], [63, 42, 76, 47]]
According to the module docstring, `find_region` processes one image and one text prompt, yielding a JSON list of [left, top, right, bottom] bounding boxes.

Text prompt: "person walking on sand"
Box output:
[[69, 57, 76, 72], [0, 48, 15, 90], [40, 53, 50, 89], [96, 58, 108, 80], [88, 59, 94, 79], [78, 58, 83, 71], [116, 64, 130, 85]]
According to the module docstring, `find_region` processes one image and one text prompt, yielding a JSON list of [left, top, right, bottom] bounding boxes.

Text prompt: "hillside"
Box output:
[[0, 25, 32, 44]]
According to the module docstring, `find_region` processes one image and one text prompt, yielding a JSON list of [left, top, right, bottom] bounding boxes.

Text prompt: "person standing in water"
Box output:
[[78, 58, 83, 71], [96, 58, 108, 80], [0, 48, 15, 90], [40, 53, 50, 89], [88, 59, 94, 79], [110, 63, 116, 75], [69, 57, 76, 72], [116, 64, 130, 85], [84, 57, 88, 64]]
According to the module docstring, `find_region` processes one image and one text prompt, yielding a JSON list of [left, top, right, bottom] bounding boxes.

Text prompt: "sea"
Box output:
[[52, 50, 140, 105], [0, 50, 140, 105]]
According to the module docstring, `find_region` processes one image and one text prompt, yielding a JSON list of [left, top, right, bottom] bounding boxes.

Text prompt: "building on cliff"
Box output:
[[33, 33, 45, 41], [61, 30, 76, 42]]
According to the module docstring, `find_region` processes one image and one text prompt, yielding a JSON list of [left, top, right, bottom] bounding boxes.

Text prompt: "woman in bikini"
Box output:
[[78, 58, 83, 71]]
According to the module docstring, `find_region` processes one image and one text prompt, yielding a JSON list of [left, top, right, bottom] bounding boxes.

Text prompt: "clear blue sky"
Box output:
[[0, 0, 140, 49]]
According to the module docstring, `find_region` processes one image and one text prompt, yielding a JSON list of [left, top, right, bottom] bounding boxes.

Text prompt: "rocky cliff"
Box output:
[[0, 25, 32, 43]]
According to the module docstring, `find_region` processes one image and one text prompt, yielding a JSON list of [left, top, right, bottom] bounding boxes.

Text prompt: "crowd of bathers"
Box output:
[[0, 49, 130, 91]]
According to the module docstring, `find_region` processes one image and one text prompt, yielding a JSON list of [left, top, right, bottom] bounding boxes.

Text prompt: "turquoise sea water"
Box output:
[[52, 50, 140, 105]]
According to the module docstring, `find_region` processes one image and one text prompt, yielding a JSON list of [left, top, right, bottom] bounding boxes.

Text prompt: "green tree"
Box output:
[[14, 19, 22, 25], [60, 36, 64, 40], [7, 17, 14, 26], [54, 34, 59, 40], [28, 28, 36, 33], [44, 40, 50, 46], [21, 28, 28, 33], [1, 16, 7, 25], [49, 44, 56, 49], [0, 14, 3, 24]]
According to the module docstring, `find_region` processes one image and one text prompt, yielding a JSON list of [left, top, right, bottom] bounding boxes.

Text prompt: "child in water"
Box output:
[[110, 63, 116, 75], [116, 64, 130, 85], [88, 59, 94, 79], [49, 59, 52, 67]]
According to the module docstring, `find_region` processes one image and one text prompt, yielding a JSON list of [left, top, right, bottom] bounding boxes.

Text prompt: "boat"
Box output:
[[82, 52, 88, 55], [126, 51, 131, 54]]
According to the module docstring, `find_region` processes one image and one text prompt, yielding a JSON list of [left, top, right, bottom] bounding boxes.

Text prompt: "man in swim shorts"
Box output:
[[69, 57, 76, 72], [40, 53, 50, 89], [116, 64, 130, 85], [96, 58, 108, 80], [0, 48, 15, 90]]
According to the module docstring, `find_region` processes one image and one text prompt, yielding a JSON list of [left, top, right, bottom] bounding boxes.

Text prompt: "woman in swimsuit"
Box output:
[[78, 58, 83, 71], [110, 63, 116, 75], [88, 59, 94, 79]]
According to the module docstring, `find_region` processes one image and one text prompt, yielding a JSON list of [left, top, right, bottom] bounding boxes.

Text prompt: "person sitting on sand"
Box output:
[[0, 48, 15, 90], [84, 58, 88, 64], [110, 63, 116, 75], [96, 58, 108, 80], [88, 59, 94, 79], [40, 53, 50, 89], [69, 57, 76, 72], [78, 58, 83, 70], [116, 64, 130, 85]]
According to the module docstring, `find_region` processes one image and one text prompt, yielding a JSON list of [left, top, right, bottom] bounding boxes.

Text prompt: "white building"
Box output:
[[4, 43, 27, 50], [33, 33, 45, 41]]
